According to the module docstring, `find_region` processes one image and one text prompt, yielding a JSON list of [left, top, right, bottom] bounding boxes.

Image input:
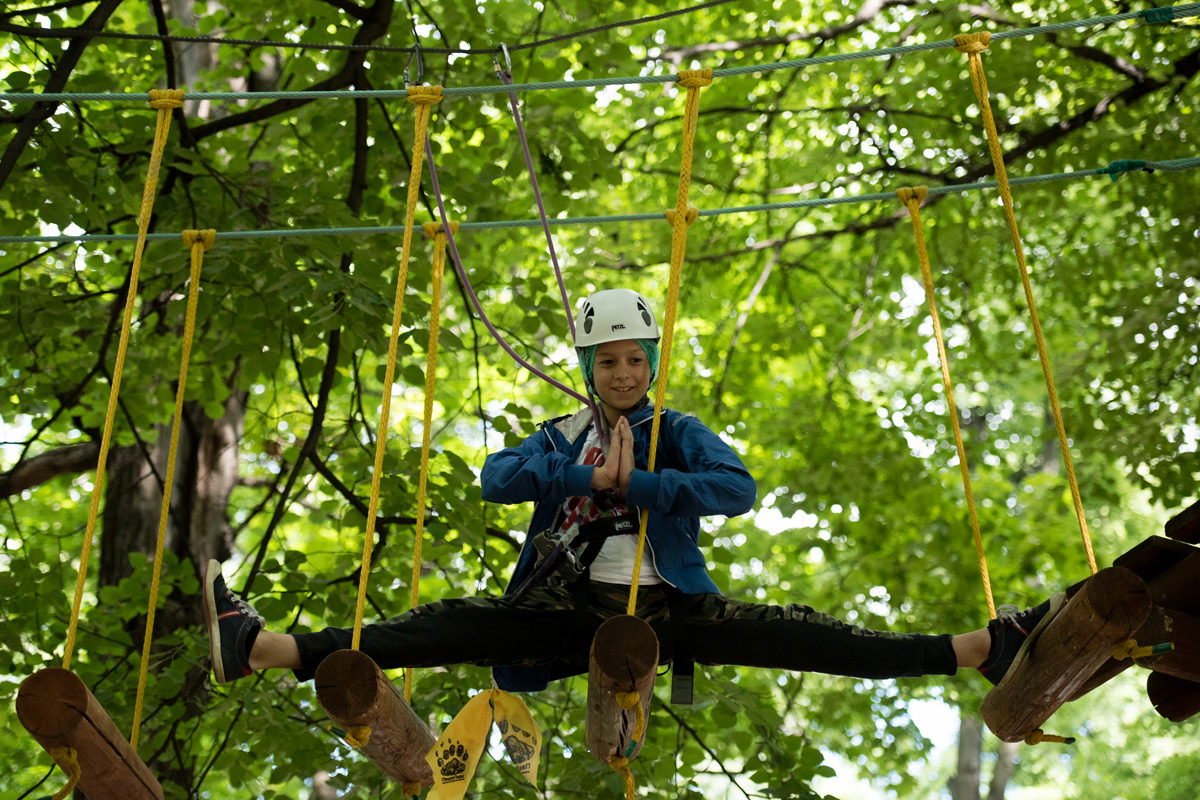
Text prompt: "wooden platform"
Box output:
[[982, 499, 1200, 741]]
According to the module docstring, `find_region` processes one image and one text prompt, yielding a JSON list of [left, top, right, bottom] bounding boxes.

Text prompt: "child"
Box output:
[[204, 289, 1054, 692]]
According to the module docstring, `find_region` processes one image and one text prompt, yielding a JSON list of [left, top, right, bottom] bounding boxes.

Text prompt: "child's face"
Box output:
[[592, 339, 652, 413]]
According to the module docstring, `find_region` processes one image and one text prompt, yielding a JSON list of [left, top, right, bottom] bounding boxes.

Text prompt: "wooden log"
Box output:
[[1114, 536, 1200, 615], [982, 567, 1150, 742], [1148, 671, 1200, 722], [586, 614, 659, 763], [1067, 545, 1200, 701], [314, 649, 436, 788], [1127, 606, 1200, 683], [1165, 498, 1200, 544], [16, 668, 164, 800]]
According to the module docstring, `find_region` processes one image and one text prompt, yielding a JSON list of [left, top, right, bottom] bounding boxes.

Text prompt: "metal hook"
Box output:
[[493, 42, 513, 84], [405, 0, 424, 85]]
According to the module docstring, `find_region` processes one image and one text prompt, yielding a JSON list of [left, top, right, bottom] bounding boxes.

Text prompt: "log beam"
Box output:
[[16, 668, 164, 800], [1148, 671, 1200, 722], [314, 650, 435, 788], [1165, 498, 1200, 544], [586, 615, 659, 763], [982, 567, 1150, 742]]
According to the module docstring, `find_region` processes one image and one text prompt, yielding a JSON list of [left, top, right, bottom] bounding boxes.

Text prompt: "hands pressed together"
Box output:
[[590, 416, 634, 496]]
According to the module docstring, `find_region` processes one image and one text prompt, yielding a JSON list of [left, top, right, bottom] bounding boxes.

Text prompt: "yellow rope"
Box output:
[[62, 88, 185, 670], [1112, 638, 1173, 660], [128, 229, 215, 750], [351, 85, 443, 650], [48, 746, 81, 800], [402, 220, 456, 703], [1024, 728, 1075, 745], [954, 33, 1096, 575], [608, 755, 637, 800], [616, 690, 647, 753], [897, 189, 997, 619], [627, 68, 712, 616], [344, 725, 373, 747]]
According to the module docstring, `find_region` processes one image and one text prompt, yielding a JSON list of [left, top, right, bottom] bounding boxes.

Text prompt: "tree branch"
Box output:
[[0, 0, 124, 191], [1, 441, 102, 498], [185, 0, 395, 142]]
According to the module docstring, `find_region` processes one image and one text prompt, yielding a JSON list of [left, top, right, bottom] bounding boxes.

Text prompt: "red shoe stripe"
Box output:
[[217, 610, 242, 620]]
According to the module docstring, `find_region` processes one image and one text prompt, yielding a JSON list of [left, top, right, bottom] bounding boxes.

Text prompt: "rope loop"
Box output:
[[182, 228, 217, 250], [406, 85, 444, 106], [895, 185, 928, 208], [148, 88, 185, 109], [953, 32, 991, 54], [47, 746, 81, 800], [422, 220, 461, 237], [677, 68, 714, 89], [664, 205, 700, 227], [402, 780, 423, 797]]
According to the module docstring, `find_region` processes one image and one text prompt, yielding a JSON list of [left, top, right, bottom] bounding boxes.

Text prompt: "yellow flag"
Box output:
[[426, 692, 491, 800], [426, 689, 542, 800], [491, 690, 541, 788]]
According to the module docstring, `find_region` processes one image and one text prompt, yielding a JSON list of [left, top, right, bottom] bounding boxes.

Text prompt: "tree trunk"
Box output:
[[949, 710, 982, 800], [986, 740, 1020, 800], [99, 392, 245, 794]]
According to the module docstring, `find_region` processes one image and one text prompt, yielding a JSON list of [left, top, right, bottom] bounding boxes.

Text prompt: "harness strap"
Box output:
[[666, 590, 695, 705]]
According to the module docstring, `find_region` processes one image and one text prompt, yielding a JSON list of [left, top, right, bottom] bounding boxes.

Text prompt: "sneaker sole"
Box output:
[[202, 559, 227, 684], [993, 591, 1066, 692]]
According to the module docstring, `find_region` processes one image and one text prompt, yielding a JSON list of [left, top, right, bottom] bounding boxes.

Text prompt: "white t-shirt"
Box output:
[[558, 425, 662, 586]]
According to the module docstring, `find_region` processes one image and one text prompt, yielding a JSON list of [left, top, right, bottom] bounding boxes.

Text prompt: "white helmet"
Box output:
[[573, 289, 659, 348]]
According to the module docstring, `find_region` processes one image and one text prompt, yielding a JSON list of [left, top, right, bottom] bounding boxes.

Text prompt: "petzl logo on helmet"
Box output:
[[611, 323, 626, 331]]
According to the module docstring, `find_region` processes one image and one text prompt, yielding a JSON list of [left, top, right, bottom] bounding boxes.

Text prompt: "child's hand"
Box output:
[[591, 429, 622, 491], [590, 417, 635, 494], [614, 416, 634, 494]]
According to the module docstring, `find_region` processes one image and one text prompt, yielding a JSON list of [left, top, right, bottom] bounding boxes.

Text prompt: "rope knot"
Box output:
[[182, 229, 217, 250], [148, 89, 185, 109], [953, 32, 991, 54], [677, 69, 714, 89], [344, 724, 373, 747], [407, 85, 444, 106], [665, 205, 700, 227], [401, 780, 423, 797], [896, 186, 929, 208], [422, 220, 460, 238]]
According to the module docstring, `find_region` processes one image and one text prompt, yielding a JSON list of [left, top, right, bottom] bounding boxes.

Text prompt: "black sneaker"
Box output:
[[202, 559, 263, 683], [978, 593, 1065, 686]]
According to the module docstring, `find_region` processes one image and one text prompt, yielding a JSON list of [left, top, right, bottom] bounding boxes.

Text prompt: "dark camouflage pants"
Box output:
[[292, 581, 957, 682]]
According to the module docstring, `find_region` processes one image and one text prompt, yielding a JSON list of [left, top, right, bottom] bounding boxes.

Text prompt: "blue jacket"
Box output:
[[480, 403, 757, 691]]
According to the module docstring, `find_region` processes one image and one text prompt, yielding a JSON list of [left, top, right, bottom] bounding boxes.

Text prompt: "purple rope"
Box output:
[[423, 130, 599, 412], [495, 63, 575, 341], [495, 60, 605, 436]]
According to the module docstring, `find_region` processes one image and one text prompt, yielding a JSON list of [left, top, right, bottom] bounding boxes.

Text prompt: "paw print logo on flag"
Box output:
[[425, 689, 541, 800]]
